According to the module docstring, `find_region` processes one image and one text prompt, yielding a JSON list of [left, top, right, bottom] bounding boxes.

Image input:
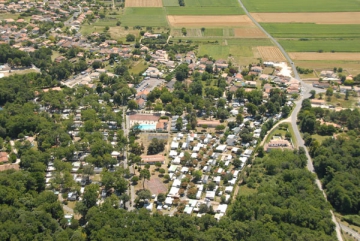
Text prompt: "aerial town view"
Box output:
[[1, 0, 360, 240]]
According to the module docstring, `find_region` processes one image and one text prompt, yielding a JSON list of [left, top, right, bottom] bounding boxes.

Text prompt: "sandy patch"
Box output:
[[234, 27, 267, 38], [146, 176, 168, 195], [257, 46, 286, 62], [289, 52, 360, 61], [167, 15, 254, 27], [125, 0, 162, 7], [252, 12, 360, 24]]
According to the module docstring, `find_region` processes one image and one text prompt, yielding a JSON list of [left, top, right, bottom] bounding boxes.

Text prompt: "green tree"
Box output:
[[140, 169, 150, 189]]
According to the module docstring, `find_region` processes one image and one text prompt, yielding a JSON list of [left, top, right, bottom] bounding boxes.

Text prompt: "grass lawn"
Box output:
[[238, 185, 257, 196], [80, 24, 105, 35], [0, 13, 20, 20], [122, 8, 168, 27], [129, 59, 148, 75], [184, 0, 239, 7], [242, 0, 360, 12], [265, 122, 297, 147], [162, 0, 179, 6], [261, 23, 360, 38], [325, 95, 358, 109], [165, 6, 244, 15], [279, 39, 360, 53], [311, 134, 332, 144], [203, 28, 223, 37]]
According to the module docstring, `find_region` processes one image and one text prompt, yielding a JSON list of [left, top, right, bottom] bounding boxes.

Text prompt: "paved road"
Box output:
[[238, 1, 343, 240]]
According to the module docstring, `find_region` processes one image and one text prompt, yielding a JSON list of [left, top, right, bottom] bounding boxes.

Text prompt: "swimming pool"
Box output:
[[138, 124, 156, 131]]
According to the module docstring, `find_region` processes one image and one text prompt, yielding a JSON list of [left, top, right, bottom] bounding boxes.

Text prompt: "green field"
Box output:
[[165, 6, 244, 15], [122, 8, 168, 27], [279, 39, 360, 52], [203, 28, 223, 37], [184, 0, 239, 7], [262, 23, 360, 38], [162, 0, 179, 6], [242, 0, 360, 12]]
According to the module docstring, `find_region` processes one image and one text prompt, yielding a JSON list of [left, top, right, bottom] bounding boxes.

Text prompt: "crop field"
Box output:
[[167, 15, 252, 27], [165, 6, 244, 15], [162, 0, 178, 6], [278, 39, 360, 52], [252, 12, 360, 24], [289, 52, 360, 61], [125, 0, 162, 7], [121, 8, 168, 26], [261, 23, 360, 38], [184, 0, 239, 7], [242, 0, 360, 12], [257, 46, 286, 61], [234, 27, 266, 38]]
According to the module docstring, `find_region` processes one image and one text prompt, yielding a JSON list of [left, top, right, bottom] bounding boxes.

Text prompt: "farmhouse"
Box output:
[[264, 139, 293, 152], [312, 81, 330, 89]]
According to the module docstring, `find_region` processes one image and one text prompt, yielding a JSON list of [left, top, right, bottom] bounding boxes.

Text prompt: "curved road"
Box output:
[[237, 1, 343, 240]]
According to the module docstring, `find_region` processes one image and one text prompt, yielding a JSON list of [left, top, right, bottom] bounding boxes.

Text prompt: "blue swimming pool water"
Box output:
[[138, 124, 156, 130]]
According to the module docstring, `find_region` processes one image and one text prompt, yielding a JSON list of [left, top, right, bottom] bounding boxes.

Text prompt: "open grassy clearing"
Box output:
[[122, 7, 168, 26], [238, 185, 257, 196], [242, 0, 360, 12], [129, 59, 148, 75], [165, 6, 244, 15], [311, 134, 332, 144], [279, 39, 360, 52], [109, 27, 140, 41], [262, 23, 360, 38], [184, 0, 239, 7], [162, 0, 178, 6]]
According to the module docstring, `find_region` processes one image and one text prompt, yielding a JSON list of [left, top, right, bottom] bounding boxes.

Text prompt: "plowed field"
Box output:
[[257, 46, 286, 61]]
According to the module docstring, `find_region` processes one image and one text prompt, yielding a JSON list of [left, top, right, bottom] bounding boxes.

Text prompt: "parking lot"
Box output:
[[136, 77, 165, 93]]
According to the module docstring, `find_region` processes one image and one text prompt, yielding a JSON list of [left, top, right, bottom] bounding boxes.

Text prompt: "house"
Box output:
[[310, 99, 326, 106], [156, 119, 168, 131], [136, 98, 146, 109], [0, 163, 19, 172], [339, 85, 352, 93], [259, 74, 269, 81], [245, 81, 256, 88], [320, 70, 337, 78], [264, 139, 293, 152], [67, 191, 78, 201], [250, 66, 262, 73], [312, 81, 330, 89], [234, 73, 243, 81], [140, 155, 165, 165]]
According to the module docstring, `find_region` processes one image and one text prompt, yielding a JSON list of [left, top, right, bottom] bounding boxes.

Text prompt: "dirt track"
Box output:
[[125, 0, 162, 7], [252, 12, 360, 24], [167, 15, 254, 27], [289, 52, 360, 61], [257, 46, 286, 61]]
